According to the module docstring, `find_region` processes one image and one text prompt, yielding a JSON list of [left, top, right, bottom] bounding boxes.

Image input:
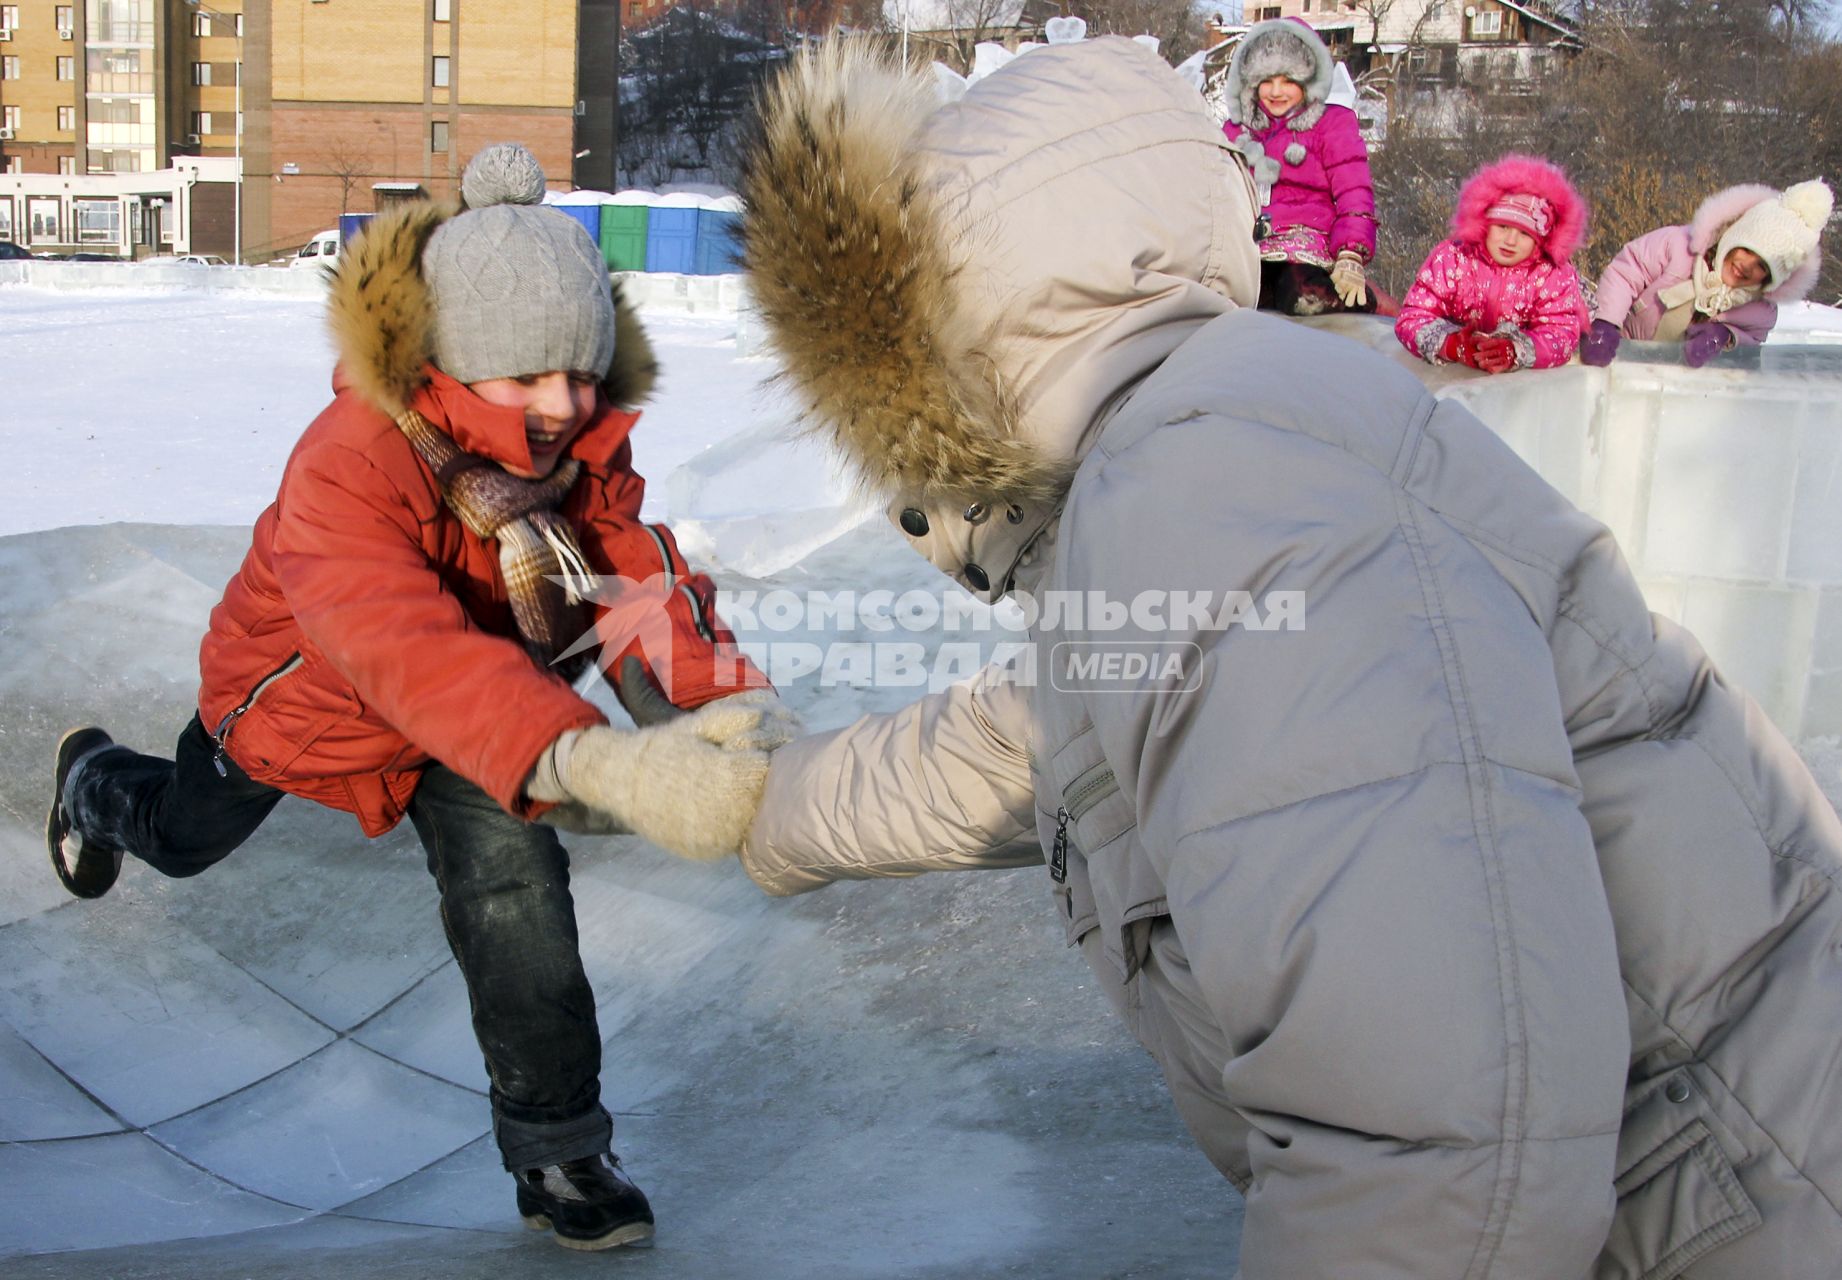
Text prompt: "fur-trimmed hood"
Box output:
[[1453, 154, 1589, 265], [324, 200, 658, 431], [1689, 182, 1826, 303], [1224, 18, 1335, 133], [740, 37, 1260, 597]]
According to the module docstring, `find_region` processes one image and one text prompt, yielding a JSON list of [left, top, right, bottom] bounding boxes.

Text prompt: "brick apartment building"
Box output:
[[0, 0, 618, 260]]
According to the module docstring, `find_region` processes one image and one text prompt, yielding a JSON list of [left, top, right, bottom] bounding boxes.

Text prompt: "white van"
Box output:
[[289, 229, 339, 270]]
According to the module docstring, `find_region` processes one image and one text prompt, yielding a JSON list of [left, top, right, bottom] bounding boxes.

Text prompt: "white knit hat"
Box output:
[[1718, 179, 1833, 288], [421, 143, 616, 384]]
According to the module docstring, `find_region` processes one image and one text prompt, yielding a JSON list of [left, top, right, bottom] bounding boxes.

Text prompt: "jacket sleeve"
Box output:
[[1393, 241, 1464, 362], [1320, 107, 1376, 261], [576, 435, 767, 708], [270, 438, 605, 818], [1061, 405, 1625, 1279], [740, 654, 1041, 896], [1592, 226, 1678, 330], [1711, 297, 1778, 345], [1516, 263, 1590, 368]]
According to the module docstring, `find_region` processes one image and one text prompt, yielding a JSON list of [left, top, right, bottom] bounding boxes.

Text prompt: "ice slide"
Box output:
[[0, 523, 1232, 1280]]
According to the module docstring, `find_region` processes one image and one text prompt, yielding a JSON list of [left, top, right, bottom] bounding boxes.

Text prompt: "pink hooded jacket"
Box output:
[[1593, 185, 1820, 344], [1395, 155, 1591, 370]]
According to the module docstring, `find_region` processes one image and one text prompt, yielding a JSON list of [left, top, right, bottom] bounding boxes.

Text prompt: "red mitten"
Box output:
[[1471, 333, 1517, 374]]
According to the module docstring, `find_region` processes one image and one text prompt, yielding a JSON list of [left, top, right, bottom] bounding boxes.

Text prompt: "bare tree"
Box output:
[[321, 136, 370, 216]]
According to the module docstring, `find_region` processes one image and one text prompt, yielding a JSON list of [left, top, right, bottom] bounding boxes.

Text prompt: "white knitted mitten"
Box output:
[[558, 698, 791, 860]]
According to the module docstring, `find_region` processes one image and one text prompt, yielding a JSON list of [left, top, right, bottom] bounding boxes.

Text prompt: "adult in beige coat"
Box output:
[[737, 38, 1842, 1279]]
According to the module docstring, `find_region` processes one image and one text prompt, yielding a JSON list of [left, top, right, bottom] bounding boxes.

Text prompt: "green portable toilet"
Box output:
[[599, 191, 653, 272]]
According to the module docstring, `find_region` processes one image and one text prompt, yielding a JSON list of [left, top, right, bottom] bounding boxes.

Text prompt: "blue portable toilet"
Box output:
[[338, 212, 375, 246], [645, 194, 701, 274], [553, 202, 601, 244], [693, 199, 744, 275]]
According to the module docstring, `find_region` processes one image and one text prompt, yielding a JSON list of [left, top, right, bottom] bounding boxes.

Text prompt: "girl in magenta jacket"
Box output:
[[1582, 180, 1833, 367], [1221, 18, 1377, 316], [1395, 154, 1591, 373]]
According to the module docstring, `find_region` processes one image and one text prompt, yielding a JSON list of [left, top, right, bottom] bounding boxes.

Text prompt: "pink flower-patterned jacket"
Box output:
[[1395, 240, 1591, 369]]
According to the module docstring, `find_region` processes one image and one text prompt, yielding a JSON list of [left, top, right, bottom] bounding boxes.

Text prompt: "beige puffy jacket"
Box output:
[[740, 38, 1842, 1280]]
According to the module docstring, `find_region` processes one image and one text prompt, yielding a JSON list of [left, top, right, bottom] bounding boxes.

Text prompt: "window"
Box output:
[[193, 12, 209, 35], [59, 154, 75, 174], [0, 6, 17, 31], [75, 197, 119, 243], [431, 119, 449, 152], [28, 196, 58, 243], [1255, 5, 1281, 19], [6, 157, 21, 174], [56, 6, 72, 34], [58, 105, 74, 129], [432, 55, 449, 87], [1, 56, 16, 79], [191, 110, 212, 135], [192, 61, 210, 85], [433, 0, 450, 19], [1, 105, 16, 130], [58, 55, 74, 80], [0, 199, 11, 240], [1471, 10, 1501, 35]]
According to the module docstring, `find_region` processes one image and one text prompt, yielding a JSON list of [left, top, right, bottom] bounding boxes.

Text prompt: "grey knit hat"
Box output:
[[422, 143, 615, 384]]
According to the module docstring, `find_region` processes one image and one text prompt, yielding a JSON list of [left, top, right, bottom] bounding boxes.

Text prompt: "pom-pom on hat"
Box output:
[[1718, 179, 1833, 288], [422, 143, 615, 385]]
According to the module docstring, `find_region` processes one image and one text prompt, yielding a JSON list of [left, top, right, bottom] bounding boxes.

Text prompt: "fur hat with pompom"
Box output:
[[1717, 179, 1833, 289], [420, 142, 615, 384]]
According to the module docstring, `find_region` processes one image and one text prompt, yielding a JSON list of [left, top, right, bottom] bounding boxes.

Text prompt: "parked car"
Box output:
[[174, 254, 231, 267], [0, 242, 31, 261], [289, 229, 340, 270]]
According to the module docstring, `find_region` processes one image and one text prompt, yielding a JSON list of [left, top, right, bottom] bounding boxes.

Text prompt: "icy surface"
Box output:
[[4, 282, 1842, 1276]]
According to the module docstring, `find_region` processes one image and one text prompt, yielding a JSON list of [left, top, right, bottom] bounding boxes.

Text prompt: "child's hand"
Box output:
[[1441, 329, 1515, 373], [1682, 321, 1734, 369], [1580, 319, 1621, 367], [1329, 252, 1368, 308]]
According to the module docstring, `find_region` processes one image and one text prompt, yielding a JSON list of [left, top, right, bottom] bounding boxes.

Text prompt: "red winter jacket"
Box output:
[[197, 204, 759, 836]]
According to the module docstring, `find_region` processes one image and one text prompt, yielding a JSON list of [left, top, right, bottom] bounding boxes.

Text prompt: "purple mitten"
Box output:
[[1683, 321, 1733, 369], [1580, 319, 1621, 367]]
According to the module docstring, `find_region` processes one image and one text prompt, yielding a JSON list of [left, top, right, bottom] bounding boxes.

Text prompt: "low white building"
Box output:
[[0, 156, 239, 259]]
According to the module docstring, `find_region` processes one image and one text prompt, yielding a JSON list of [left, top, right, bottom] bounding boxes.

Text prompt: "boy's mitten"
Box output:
[[1329, 252, 1368, 308], [1580, 319, 1621, 367], [1682, 321, 1733, 369], [538, 695, 800, 860]]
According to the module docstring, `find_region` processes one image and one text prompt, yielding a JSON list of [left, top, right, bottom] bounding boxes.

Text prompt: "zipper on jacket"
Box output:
[[212, 652, 304, 776], [643, 524, 676, 587], [1063, 762, 1118, 824], [1050, 763, 1119, 884], [1051, 808, 1069, 883], [678, 582, 717, 643]]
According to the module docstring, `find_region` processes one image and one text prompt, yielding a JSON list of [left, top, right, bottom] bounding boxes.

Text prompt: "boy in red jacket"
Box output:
[[44, 144, 791, 1251]]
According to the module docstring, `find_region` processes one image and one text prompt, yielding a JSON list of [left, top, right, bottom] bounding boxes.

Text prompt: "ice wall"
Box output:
[[1316, 316, 1842, 739]]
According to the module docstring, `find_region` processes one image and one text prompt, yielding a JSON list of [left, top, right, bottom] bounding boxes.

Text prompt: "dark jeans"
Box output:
[[67, 715, 612, 1171], [1258, 259, 1379, 318]]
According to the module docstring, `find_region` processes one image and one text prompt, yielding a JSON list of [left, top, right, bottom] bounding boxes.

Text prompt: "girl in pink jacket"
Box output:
[[1582, 180, 1833, 367], [1221, 18, 1377, 316], [1395, 154, 1590, 373]]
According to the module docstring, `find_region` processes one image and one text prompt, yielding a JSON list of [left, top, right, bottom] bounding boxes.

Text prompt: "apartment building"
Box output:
[[1, 1, 615, 260], [0, 2, 82, 176]]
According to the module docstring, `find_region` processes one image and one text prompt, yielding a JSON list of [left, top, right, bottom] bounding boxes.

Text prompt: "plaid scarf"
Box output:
[[397, 408, 597, 682]]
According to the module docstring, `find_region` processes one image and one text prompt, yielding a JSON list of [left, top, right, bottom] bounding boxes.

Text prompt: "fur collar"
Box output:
[[738, 41, 1067, 509], [325, 201, 658, 419]]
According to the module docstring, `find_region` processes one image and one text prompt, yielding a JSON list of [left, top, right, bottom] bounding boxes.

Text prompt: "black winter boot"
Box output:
[[47, 728, 125, 900], [516, 1152, 655, 1250]]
